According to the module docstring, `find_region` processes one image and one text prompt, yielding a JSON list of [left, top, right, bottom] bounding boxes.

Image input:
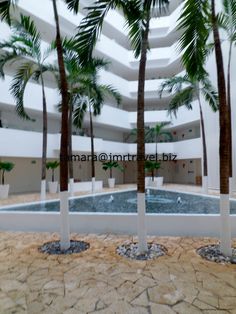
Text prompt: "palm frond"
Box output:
[[11, 15, 41, 59], [159, 75, 190, 98], [73, 95, 88, 128], [218, 0, 236, 41], [167, 87, 194, 117], [98, 84, 122, 105], [177, 0, 210, 79], [10, 61, 36, 120], [76, 0, 126, 64], [201, 78, 219, 112], [64, 0, 80, 14], [0, 51, 19, 78], [0, 0, 18, 25]]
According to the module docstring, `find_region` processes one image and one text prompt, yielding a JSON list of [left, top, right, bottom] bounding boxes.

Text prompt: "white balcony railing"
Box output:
[[0, 128, 202, 160]]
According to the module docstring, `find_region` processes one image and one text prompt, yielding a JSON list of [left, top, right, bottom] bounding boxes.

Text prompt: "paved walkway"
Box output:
[[0, 232, 236, 313]]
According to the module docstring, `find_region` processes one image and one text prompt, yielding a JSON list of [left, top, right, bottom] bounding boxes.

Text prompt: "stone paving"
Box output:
[[0, 232, 236, 313]]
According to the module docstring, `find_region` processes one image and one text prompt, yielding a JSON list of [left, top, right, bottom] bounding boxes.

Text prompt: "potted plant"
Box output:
[[145, 161, 163, 187], [102, 161, 124, 188], [46, 161, 60, 194], [0, 161, 14, 199]]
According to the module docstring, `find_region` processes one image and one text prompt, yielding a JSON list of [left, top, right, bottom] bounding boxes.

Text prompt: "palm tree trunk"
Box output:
[[2, 171, 4, 185], [89, 101, 96, 193], [52, 0, 70, 251], [212, 0, 231, 256], [40, 76, 47, 201], [137, 16, 150, 253], [68, 102, 74, 196], [227, 41, 233, 193], [198, 95, 208, 194]]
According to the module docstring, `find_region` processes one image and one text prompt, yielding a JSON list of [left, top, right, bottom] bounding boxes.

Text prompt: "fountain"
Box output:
[[177, 196, 182, 204]]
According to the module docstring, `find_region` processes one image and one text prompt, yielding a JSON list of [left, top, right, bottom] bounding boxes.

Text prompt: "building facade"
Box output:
[[0, 0, 234, 194]]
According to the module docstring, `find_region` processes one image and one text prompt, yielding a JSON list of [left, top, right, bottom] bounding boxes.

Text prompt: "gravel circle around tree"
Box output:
[[39, 240, 90, 255], [197, 244, 236, 264], [116, 242, 167, 260]]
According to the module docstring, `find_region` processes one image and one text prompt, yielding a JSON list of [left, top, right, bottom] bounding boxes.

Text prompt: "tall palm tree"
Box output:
[[55, 46, 121, 194], [71, 0, 169, 253], [0, 15, 53, 200], [52, 0, 80, 251], [71, 59, 121, 193], [218, 0, 236, 193], [211, 0, 231, 257], [159, 74, 218, 193], [178, 0, 232, 256]]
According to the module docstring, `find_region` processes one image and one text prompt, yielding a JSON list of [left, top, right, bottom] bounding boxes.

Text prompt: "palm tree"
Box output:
[[72, 0, 169, 253], [0, 15, 53, 200], [159, 74, 218, 193], [145, 160, 161, 181], [178, 0, 232, 256], [52, 0, 80, 251], [0, 0, 79, 251], [211, 0, 231, 257], [147, 122, 172, 155], [71, 59, 121, 193], [128, 126, 155, 143], [218, 0, 236, 193], [55, 46, 121, 194]]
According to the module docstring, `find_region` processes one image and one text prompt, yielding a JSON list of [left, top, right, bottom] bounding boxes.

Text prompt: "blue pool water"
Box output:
[[1, 190, 236, 214]]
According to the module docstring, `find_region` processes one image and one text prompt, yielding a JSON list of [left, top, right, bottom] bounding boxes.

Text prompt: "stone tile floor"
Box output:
[[0, 232, 236, 314]]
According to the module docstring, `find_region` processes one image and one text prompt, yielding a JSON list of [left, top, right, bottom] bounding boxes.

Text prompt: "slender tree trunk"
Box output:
[[68, 103, 73, 179], [212, 0, 231, 256], [2, 171, 4, 185], [137, 17, 150, 253], [89, 107, 95, 178], [52, 169, 54, 182], [68, 102, 74, 196], [40, 76, 47, 201], [227, 41, 233, 191], [52, 0, 70, 250], [89, 100, 95, 193], [198, 94, 208, 193]]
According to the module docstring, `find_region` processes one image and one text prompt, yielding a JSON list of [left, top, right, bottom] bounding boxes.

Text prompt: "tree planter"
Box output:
[[108, 178, 115, 188], [146, 177, 163, 188], [0, 184, 9, 199], [145, 177, 151, 187], [155, 177, 163, 187], [103, 162, 124, 189], [48, 181, 58, 194]]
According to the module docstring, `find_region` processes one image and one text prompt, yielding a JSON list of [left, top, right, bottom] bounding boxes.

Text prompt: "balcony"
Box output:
[[0, 128, 202, 160]]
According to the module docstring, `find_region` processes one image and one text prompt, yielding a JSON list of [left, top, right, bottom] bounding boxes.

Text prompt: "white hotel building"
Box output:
[[0, 0, 235, 195]]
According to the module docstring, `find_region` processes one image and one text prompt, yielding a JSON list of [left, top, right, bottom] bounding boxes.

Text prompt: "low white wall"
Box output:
[[72, 181, 103, 192], [0, 211, 236, 238]]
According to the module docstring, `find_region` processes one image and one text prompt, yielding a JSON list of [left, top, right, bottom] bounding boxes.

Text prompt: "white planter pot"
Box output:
[[145, 177, 151, 187], [48, 181, 58, 194], [149, 179, 157, 188], [154, 177, 163, 187], [108, 178, 115, 188], [0, 184, 9, 199]]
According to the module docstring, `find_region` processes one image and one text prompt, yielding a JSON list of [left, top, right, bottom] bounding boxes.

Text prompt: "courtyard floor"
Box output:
[[0, 232, 236, 314]]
